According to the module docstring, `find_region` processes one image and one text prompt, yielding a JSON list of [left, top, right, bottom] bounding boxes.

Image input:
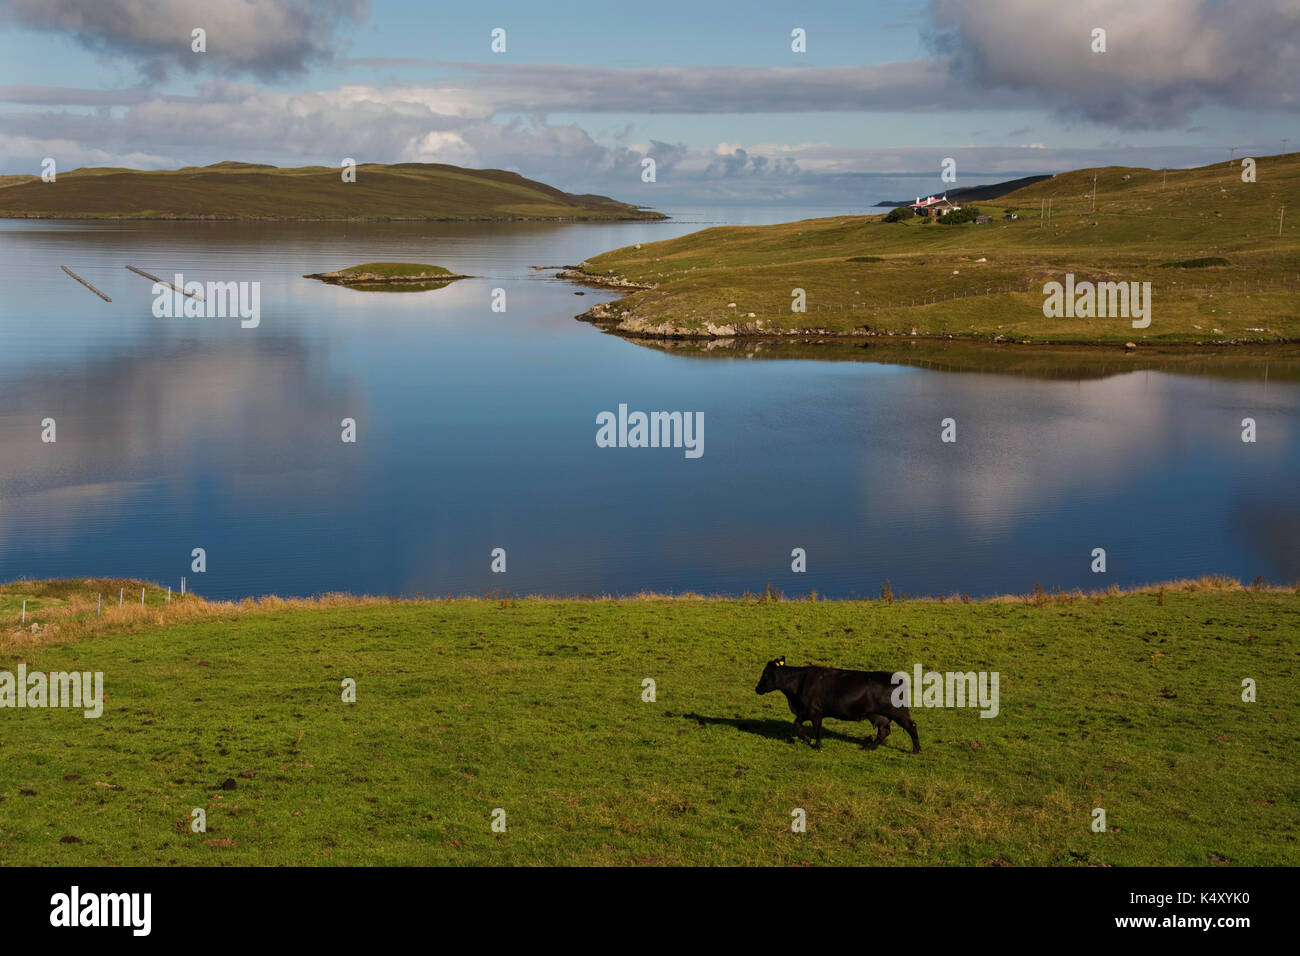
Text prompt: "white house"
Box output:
[[908, 194, 962, 218]]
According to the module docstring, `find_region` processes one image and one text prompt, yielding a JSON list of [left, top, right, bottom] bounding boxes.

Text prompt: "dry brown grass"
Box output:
[[0, 578, 407, 653], [2, 574, 1290, 655], [983, 574, 1271, 605]]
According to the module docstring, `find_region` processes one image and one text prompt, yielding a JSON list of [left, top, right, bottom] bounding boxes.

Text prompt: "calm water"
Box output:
[[1, 208, 1297, 599]]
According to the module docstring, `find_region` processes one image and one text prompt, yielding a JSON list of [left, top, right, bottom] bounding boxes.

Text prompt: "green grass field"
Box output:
[[574, 154, 1300, 345], [0, 161, 665, 221], [2, 578, 1295, 866]]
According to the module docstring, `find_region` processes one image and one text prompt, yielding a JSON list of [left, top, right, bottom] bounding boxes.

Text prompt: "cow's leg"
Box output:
[[862, 714, 881, 748], [792, 716, 811, 744], [867, 714, 890, 749], [895, 712, 921, 753], [810, 715, 823, 749]]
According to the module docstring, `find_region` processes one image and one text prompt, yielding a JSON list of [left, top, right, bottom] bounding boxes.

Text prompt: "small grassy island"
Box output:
[[304, 262, 471, 291], [305, 262, 468, 282]]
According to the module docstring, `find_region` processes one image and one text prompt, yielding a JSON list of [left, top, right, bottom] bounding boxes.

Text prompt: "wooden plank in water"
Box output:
[[125, 264, 203, 300], [60, 265, 111, 302]]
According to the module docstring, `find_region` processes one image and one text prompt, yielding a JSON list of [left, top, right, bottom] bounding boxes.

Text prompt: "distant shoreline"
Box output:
[[0, 212, 664, 223], [874, 173, 1053, 207]]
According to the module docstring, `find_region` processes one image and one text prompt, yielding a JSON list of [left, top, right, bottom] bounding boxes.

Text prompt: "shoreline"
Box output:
[[612, 336, 1300, 382]]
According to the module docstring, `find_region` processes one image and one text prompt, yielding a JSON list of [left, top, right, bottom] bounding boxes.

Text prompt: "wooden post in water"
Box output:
[[61, 265, 111, 302], [125, 265, 204, 300]]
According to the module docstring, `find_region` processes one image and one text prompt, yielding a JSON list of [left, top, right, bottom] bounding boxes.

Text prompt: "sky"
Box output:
[[1, 0, 1298, 204]]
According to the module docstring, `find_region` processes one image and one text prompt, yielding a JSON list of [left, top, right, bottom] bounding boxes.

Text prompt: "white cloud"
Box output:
[[0, 133, 178, 169], [400, 130, 477, 165], [930, 0, 1300, 127]]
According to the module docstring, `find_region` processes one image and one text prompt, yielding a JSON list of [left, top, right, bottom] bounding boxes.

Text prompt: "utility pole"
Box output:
[[1091, 173, 1097, 213], [1162, 167, 1167, 189]]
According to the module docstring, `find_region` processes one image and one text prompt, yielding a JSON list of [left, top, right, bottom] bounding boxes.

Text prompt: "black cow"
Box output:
[[755, 656, 920, 752]]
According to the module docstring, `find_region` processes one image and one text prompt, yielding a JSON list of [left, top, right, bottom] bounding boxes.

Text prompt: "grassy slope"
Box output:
[[0, 161, 665, 221], [1, 578, 1296, 866], [576, 155, 1300, 345]]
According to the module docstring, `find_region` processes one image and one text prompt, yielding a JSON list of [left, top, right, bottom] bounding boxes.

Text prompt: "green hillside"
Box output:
[[571, 155, 1300, 346], [0, 161, 665, 221]]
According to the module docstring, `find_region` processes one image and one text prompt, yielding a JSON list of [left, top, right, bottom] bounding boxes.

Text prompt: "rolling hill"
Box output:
[[569, 154, 1300, 346], [0, 161, 665, 221]]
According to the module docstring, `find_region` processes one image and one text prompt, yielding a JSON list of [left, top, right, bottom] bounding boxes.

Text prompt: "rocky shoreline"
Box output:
[[562, 267, 1290, 348], [576, 297, 858, 338], [566, 265, 955, 340], [554, 268, 656, 291]]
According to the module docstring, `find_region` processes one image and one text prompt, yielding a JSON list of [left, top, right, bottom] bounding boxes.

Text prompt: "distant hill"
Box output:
[[876, 174, 1052, 206], [0, 161, 666, 221]]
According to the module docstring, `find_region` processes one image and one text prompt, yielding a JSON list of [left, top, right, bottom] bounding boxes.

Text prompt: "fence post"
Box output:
[[119, 588, 123, 607], [98, 593, 101, 616], [21, 600, 25, 624], [141, 587, 145, 607]]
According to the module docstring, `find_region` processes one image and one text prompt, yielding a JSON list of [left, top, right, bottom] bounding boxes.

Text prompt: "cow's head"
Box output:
[[755, 656, 787, 694]]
